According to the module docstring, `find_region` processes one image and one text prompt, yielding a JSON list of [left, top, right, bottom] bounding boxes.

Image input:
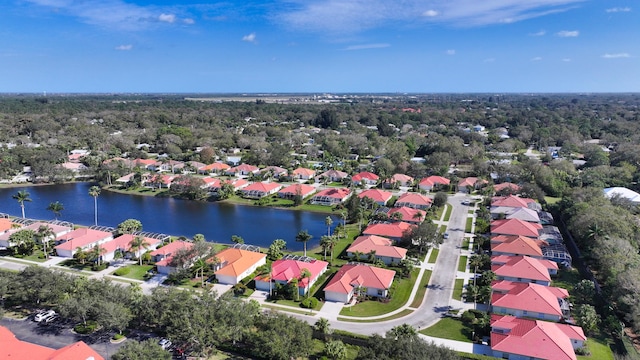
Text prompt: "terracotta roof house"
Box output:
[[0, 218, 13, 233], [491, 219, 543, 238], [255, 258, 328, 295], [0, 221, 73, 249], [457, 177, 488, 193], [387, 207, 427, 224], [226, 163, 260, 176], [134, 158, 160, 170], [490, 315, 586, 360], [383, 173, 414, 188], [351, 171, 379, 185], [491, 255, 559, 285], [346, 235, 408, 265], [213, 248, 267, 285], [241, 182, 282, 199], [493, 182, 522, 194], [292, 167, 317, 180], [54, 228, 114, 258], [60, 162, 88, 173], [187, 161, 207, 171], [491, 235, 546, 259], [362, 222, 413, 242], [278, 183, 316, 199], [324, 264, 396, 303], [318, 169, 348, 183], [418, 176, 450, 192], [144, 174, 176, 189], [115, 172, 135, 184], [106, 234, 162, 259], [158, 160, 186, 173], [0, 326, 104, 360], [358, 189, 393, 206], [261, 165, 288, 179], [310, 188, 352, 206], [491, 281, 571, 321], [394, 192, 432, 209], [491, 195, 538, 209], [227, 178, 250, 190], [199, 162, 231, 174], [151, 241, 194, 274], [491, 207, 541, 223]]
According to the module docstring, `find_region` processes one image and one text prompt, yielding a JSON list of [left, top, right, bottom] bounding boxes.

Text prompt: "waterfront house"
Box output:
[[310, 188, 351, 206], [241, 182, 282, 199], [324, 264, 396, 303], [255, 258, 328, 295], [212, 247, 266, 285], [490, 315, 586, 360], [346, 235, 407, 265], [358, 189, 393, 206], [54, 228, 114, 258], [394, 192, 432, 209], [104, 234, 162, 260], [278, 184, 316, 199], [418, 175, 451, 192], [0, 221, 73, 249], [491, 281, 571, 321], [151, 241, 194, 274]]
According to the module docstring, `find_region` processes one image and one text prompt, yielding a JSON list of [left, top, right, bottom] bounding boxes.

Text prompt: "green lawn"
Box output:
[[577, 337, 615, 360], [443, 204, 453, 221], [458, 256, 468, 272], [419, 318, 472, 342], [465, 217, 473, 233], [266, 297, 324, 311], [433, 205, 445, 221], [410, 270, 432, 308], [113, 264, 153, 281], [261, 304, 314, 316], [545, 196, 561, 205], [13, 250, 48, 263], [428, 249, 439, 264], [338, 309, 414, 323], [462, 238, 470, 250], [452, 278, 464, 300], [338, 270, 417, 317]]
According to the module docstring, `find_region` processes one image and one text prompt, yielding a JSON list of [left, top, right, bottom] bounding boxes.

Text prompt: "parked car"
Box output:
[[159, 338, 172, 350], [462, 200, 470, 205], [34, 310, 56, 323], [443, 233, 450, 239]]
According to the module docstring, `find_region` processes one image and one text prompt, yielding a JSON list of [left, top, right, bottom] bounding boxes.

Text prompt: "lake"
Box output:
[[0, 183, 338, 250]]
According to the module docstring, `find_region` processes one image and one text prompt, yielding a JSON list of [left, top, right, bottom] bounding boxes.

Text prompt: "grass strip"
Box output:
[[428, 249, 439, 264], [410, 270, 432, 308]]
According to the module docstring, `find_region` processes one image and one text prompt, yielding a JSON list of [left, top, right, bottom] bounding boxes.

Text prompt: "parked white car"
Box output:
[[34, 310, 56, 323], [159, 338, 172, 350]]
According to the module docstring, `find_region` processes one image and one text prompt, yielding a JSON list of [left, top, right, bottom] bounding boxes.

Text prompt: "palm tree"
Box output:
[[299, 268, 312, 296], [257, 263, 273, 297], [328, 236, 339, 263], [12, 190, 31, 219], [192, 258, 208, 287], [325, 216, 333, 237], [46, 201, 64, 220], [129, 235, 150, 265], [314, 317, 332, 340], [295, 230, 312, 257], [88, 186, 101, 226], [36, 225, 55, 259], [74, 247, 87, 265], [89, 244, 106, 266], [367, 250, 377, 263], [320, 235, 332, 260]]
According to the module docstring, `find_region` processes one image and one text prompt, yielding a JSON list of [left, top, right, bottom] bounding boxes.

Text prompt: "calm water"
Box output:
[[0, 183, 336, 250]]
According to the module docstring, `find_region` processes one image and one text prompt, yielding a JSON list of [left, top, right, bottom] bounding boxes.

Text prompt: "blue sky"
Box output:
[[0, 0, 637, 93]]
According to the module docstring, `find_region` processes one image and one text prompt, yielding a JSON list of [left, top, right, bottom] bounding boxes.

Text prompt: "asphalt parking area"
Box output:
[[1, 317, 125, 358]]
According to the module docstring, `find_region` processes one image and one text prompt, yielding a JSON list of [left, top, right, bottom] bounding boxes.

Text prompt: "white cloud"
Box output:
[[529, 30, 546, 36], [531, 56, 542, 61], [602, 53, 630, 59], [557, 30, 579, 37], [115, 44, 133, 51], [422, 9, 438, 17], [562, 58, 571, 62], [606, 7, 631, 13], [344, 43, 390, 50], [276, 0, 585, 33], [183, 18, 195, 25], [242, 33, 257, 43], [446, 49, 455, 55], [159, 13, 176, 23]]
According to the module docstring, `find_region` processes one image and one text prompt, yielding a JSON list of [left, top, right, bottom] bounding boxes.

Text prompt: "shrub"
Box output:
[[301, 297, 318, 309], [74, 320, 98, 334], [92, 262, 108, 271], [113, 267, 130, 276], [233, 283, 248, 296]]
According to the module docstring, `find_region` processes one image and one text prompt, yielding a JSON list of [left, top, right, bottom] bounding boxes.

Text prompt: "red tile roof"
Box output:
[[491, 315, 584, 360], [419, 175, 450, 187], [213, 248, 266, 278], [313, 187, 351, 199], [388, 207, 427, 223], [100, 234, 161, 255], [491, 219, 542, 238], [362, 222, 413, 239], [388, 173, 414, 184], [0, 218, 13, 232], [324, 264, 396, 294], [201, 162, 231, 171], [54, 228, 113, 252], [319, 169, 348, 179], [458, 177, 487, 188], [395, 193, 432, 207], [293, 167, 316, 177], [151, 241, 194, 267], [242, 181, 282, 193], [347, 235, 408, 259], [491, 236, 545, 258], [491, 281, 569, 316], [352, 171, 379, 182], [491, 195, 536, 208], [263, 258, 328, 288], [0, 326, 104, 360], [491, 255, 558, 283], [228, 163, 259, 173], [278, 183, 316, 198], [358, 189, 393, 204], [493, 182, 522, 192]]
